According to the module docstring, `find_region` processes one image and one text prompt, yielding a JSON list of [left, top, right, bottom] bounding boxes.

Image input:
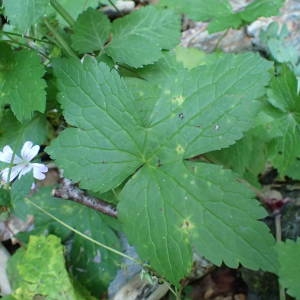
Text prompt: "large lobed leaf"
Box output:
[[0, 43, 46, 122], [119, 162, 276, 283], [139, 53, 271, 159], [48, 53, 276, 285], [48, 57, 145, 192]]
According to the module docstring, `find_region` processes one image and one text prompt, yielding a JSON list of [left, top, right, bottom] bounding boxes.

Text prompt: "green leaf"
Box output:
[[2, 0, 99, 31], [238, 0, 284, 23], [175, 46, 207, 69], [106, 5, 181, 67], [206, 132, 268, 186], [0, 188, 11, 207], [55, 0, 99, 25], [286, 159, 300, 180], [0, 44, 46, 122], [157, 0, 232, 22], [11, 187, 121, 297], [119, 162, 276, 285], [142, 53, 272, 159], [3, 0, 49, 32], [7, 235, 92, 299], [71, 8, 111, 54], [47, 57, 145, 193], [48, 52, 274, 285], [158, 0, 283, 33], [0, 110, 48, 151], [119, 163, 192, 284], [277, 239, 300, 299], [266, 65, 300, 174]]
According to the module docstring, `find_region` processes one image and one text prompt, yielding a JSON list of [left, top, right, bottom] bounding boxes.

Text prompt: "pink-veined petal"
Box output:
[[32, 163, 48, 180], [21, 141, 39, 162], [1, 165, 23, 182]]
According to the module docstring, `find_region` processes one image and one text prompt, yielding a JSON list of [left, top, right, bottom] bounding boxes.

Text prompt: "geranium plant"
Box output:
[[0, 0, 299, 299]]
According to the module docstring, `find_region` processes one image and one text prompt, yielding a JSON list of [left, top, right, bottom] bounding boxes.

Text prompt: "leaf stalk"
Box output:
[[50, 0, 76, 27], [44, 19, 77, 58], [26, 198, 141, 264]]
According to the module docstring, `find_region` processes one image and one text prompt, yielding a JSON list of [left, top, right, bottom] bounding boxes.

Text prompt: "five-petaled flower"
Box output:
[[0, 141, 48, 183]]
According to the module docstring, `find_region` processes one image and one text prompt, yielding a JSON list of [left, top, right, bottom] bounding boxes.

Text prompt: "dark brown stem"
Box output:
[[53, 178, 117, 218]]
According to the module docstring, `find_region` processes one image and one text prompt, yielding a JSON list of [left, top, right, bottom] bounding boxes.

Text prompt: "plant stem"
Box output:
[[44, 19, 77, 58], [50, 0, 75, 27], [275, 213, 286, 300], [2, 31, 54, 44], [107, 0, 120, 13], [26, 197, 141, 264], [213, 28, 229, 51], [5, 37, 50, 60]]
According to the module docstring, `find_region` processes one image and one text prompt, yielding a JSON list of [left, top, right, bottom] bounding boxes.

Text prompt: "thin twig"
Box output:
[[5, 37, 50, 60], [53, 178, 117, 218], [44, 19, 77, 58]]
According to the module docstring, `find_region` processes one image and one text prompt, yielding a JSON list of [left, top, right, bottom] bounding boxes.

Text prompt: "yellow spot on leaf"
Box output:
[[176, 144, 185, 154], [171, 95, 185, 106], [180, 218, 194, 233]]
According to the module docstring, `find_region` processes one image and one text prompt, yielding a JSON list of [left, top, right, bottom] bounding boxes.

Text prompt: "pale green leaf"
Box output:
[[119, 162, 276, 285], [0, 44, 46, 122], [3, 0, 50, 32], [175, 46, 207, 69], [47, 57, 145, 193], [106, 5, 181, 67], [71, 8, 111, 54], [268, 39, 299, 65], [277, 239, 300, 299], [7, 235, 91, 299]]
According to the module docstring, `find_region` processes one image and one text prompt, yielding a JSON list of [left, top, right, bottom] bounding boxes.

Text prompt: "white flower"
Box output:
[[0, 141, 48, 183]]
